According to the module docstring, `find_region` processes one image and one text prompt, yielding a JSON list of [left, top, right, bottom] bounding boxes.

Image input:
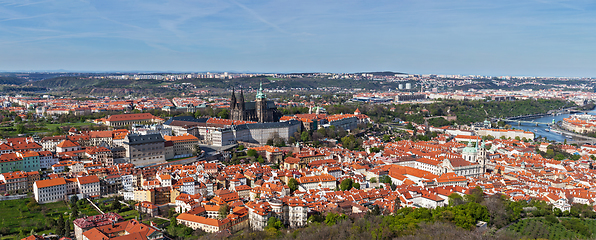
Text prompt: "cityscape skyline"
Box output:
[[1, 0, 595, 77]]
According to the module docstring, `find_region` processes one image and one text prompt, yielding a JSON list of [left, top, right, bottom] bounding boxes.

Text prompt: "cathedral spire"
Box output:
[[230, 87, 236, 110], [256, 81, 266, 99], [239, 87, 245, 111]]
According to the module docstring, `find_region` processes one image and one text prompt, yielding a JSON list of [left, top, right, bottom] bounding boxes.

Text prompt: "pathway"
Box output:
[[87, 198, 104, 215]]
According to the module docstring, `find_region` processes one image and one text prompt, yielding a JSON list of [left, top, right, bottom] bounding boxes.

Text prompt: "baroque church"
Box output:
[[229, 83, 283, 123], [461, 139, 488, 173]]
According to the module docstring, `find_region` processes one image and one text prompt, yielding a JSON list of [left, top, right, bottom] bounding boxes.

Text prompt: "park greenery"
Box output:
[[0, 197, 101, 239], [195, 187, 596, 240]]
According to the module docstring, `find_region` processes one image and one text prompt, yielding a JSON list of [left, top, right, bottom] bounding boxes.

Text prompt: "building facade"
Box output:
[[123, 134, 165, 166]]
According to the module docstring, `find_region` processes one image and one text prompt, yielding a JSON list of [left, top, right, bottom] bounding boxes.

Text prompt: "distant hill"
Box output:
[[0, 77, 29, 85], [33, 76, 403, 90]]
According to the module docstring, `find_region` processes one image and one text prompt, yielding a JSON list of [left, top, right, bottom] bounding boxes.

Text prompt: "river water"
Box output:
[[512, 108, 596, 142]]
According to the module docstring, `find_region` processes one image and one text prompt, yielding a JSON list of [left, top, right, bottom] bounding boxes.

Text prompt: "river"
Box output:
[[512, 108, 596, 142]]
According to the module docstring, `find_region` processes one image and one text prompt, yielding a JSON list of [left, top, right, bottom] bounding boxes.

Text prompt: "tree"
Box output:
[[339, 178, 353, 191], [379, 175, 391, 184], [16, 124, 25, 134], [247, 149, 258, 157], [288, 178, 299, 193], [14, 115, 22, 123], [382, 134, 392, 142], [370, 177, 377, 183], [70, 195, 79, 207], [193, 144, 201, 156], [217, 109, 229, 119], [218, 203, 230, 219], [72, 206, 79, 219], [57, 214, 65, 236], [301, 131, 310, 142], [394, 197, 401, 213], [64, 218, 71, 238], [324, 213, 347, 226], [448, 193, 464, 206], [266, 217, 283, 230], [112, 199, 121, 212], [352, 182, 360, 190]]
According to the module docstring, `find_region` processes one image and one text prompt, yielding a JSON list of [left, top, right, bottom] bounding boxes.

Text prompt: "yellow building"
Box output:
[[134, 189, 155, 203]]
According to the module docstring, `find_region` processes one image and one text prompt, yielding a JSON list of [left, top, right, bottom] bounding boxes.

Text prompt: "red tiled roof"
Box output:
[[35, 177, 66, 188]]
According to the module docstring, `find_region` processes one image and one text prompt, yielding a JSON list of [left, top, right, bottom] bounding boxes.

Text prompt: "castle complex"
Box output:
[[229, 83, 282, 123]]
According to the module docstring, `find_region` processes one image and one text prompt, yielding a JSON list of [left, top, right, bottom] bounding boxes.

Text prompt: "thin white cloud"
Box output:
[[0, 13, 54, 22], [230, 0, 288, 34]]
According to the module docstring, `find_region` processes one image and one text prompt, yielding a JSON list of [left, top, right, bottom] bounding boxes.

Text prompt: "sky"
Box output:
[[0, 0, 595, 77]]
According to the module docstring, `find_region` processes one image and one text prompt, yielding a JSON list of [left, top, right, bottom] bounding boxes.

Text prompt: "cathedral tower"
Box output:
[[230, 87, 236, 111], [256, 82, 267, 123], [239, 87, 245, 120]]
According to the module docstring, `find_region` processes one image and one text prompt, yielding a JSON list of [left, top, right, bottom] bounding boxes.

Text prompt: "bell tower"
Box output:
[[255, 82, 267, 123]]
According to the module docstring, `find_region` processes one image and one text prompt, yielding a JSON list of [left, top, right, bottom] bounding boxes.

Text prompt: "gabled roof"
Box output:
[[56, 140, 80, 148]]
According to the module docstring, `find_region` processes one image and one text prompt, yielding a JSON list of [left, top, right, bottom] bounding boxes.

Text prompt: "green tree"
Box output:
[[70, 195, 79, 207], [324, 213, 347, 226], [217, 109, 229, 119], [14, 115, 22, 123], [301, 131, 310, 142], [266, 217, 283, 230], [218, 203, 230, 219], [448, 193, 464, 206], [193, 144, 201, 155], [57, 214, 65, 236], [339, 178, 353, 191], [382, 134, 392, 142], [288, 178, 299, 192], [112, 199, 121, 212], [370, 177, 377, 183], [352, 182, 360, 190], [16, 124, 25, 134], [379, 175, 391, 184], [247, 149, 258, 157], [64, 218, 71, 238]]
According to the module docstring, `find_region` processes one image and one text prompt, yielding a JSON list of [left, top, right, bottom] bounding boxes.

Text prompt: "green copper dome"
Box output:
[[462, 141, 477, 154]]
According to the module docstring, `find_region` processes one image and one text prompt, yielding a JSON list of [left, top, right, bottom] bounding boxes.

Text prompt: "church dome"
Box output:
[[462, 146, 477, 154], [462, 141, 477, 154]]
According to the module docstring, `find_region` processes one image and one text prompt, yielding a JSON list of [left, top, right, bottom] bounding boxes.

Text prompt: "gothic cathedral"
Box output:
[[229, 83, 282, 123]]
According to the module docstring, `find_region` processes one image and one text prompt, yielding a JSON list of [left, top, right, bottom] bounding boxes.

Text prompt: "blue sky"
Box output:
[[0, 0, 595, 77]]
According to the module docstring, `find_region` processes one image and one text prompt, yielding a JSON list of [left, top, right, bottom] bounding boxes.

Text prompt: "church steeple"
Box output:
[[230, 87, 237, 110], [256, 82, 266, 99], [239, 87, 245, 119]]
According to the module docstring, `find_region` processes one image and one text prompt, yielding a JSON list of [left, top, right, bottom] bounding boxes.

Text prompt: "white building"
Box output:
[[33, 177, 67, 204], [297, 174, 336, 191], [38, 151, 58, 170], [77, 175, 101, 198]]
